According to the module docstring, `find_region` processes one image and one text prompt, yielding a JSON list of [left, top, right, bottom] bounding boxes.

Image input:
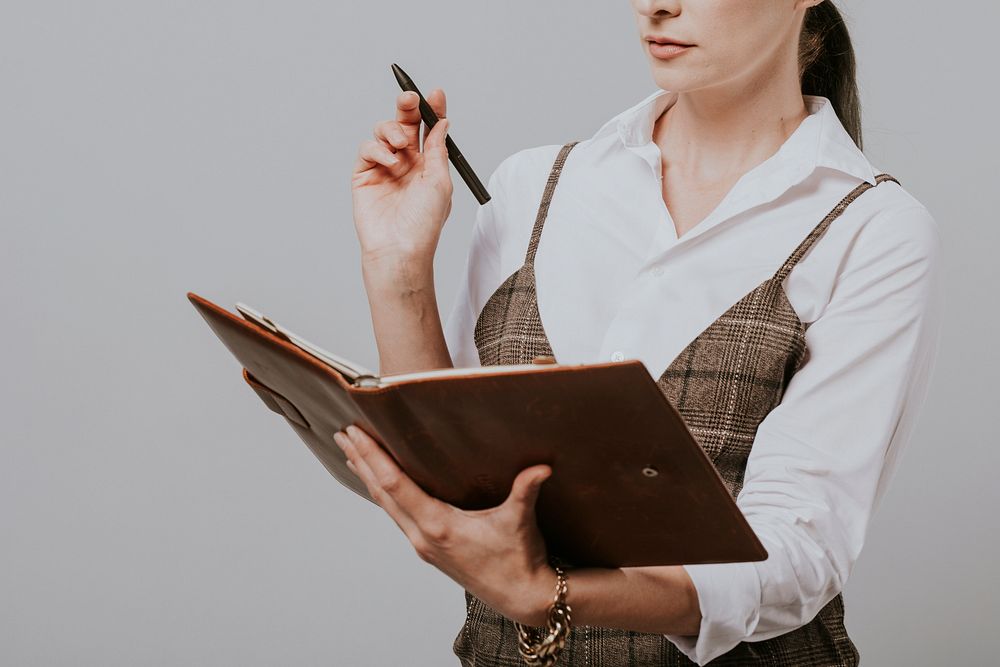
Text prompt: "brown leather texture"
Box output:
[[189, 291, 766, 569]]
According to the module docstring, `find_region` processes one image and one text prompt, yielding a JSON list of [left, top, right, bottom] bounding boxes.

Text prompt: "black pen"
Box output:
[[391, 63, 491, 205]]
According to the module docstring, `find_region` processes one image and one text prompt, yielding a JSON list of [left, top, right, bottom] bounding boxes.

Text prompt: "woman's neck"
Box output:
[[652, 66, 811, 185]]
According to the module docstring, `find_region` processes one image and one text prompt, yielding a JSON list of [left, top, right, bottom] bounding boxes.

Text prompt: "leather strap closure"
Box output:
[[242, 368, 310, 429]]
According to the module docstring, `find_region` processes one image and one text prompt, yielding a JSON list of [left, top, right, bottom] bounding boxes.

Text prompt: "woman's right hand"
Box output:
[[351, 89, 454, 268]]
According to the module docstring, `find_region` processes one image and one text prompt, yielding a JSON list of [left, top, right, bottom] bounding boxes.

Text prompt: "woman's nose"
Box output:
[[632, 0, 680, 19]]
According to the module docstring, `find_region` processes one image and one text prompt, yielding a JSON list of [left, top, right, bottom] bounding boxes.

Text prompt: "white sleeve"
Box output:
[[663, 204, 945, 664], [442, 156, 512, 368]]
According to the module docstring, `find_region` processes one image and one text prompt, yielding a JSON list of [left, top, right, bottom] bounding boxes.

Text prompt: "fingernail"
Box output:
[[346, 425, 359, 437], [333, 431, 346, 447], [387, 154, 399, 165]]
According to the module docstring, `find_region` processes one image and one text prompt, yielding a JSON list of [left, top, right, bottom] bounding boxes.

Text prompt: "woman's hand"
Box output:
[[351, 89, 454, 268], [333, 424, 558, 626]]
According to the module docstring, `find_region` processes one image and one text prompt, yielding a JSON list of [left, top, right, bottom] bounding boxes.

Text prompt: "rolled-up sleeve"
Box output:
[[664, 204, 945, 664], [442, 156, 512, 368]]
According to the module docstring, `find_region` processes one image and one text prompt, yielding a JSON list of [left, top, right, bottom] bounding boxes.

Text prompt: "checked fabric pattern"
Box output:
[[457, 139, 898, 666]]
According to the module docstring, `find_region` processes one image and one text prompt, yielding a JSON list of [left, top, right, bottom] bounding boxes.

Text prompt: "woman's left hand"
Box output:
[[333, 424, 557, 626]]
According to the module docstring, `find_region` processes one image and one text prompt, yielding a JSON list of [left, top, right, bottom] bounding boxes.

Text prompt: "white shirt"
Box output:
[[443, 88, 944, 664]]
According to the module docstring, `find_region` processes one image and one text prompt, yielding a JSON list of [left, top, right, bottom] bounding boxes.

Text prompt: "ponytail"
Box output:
[[799, 1, 863, 150]]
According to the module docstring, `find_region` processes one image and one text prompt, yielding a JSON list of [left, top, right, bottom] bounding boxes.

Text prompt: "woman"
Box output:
[[340, 0, 943, 664]]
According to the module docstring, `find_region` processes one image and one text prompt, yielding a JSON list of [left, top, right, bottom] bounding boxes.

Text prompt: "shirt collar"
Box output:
[[589, 88, 878, 186]]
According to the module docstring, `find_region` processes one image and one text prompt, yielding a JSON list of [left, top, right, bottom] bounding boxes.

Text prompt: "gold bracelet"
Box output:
[[514, 566, 572, 666]]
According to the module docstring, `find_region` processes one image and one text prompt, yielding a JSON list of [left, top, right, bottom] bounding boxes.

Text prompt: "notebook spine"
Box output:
[[353, 374, 381, 388]]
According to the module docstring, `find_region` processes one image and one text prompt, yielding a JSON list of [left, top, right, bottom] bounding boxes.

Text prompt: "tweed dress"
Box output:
[[453, 141, 899, 666]]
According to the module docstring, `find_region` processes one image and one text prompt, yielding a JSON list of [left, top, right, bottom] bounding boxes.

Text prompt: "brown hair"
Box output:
[[799, 1, 863, 150]]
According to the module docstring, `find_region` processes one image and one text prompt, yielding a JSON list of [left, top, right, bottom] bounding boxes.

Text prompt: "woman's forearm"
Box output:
[[520, 564, 702, 636], [361, 255, 454, 376], [574, 565, 701, 635]]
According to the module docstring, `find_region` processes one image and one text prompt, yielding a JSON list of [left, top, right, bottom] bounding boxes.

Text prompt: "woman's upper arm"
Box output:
[[665, 203, 945, 662], [741, 201, 945, 629]]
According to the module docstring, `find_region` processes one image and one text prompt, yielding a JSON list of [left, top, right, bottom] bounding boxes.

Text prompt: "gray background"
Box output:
[[2, 1, 996, 664]]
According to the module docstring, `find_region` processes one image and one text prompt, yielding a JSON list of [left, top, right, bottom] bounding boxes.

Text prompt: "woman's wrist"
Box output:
[[359, 250, 452, 376], [508, 563, 560, 627], [360, 252, 435, 299]]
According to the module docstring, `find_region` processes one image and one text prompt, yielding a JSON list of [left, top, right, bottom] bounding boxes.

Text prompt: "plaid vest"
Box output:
[[454, 141, 899, 666]]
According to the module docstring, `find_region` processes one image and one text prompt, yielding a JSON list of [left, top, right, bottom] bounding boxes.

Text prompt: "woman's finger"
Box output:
[[355, 138, 400, 173], [374, 119, 409, 151], [335, 431, 420, 538], [422, 88, 447, 145], [343, 425, 448, 525], [427, 88, 447, 119], [421, 118, 452, 182], [395, 90, 423, 149]]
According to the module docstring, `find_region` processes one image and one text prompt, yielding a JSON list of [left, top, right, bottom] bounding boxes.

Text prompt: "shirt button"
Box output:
[[610, 350, 625, 362]]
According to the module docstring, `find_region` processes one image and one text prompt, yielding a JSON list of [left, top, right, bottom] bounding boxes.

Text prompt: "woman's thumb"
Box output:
[[506, 464, 552, 514], [423, 118, 451, 173]]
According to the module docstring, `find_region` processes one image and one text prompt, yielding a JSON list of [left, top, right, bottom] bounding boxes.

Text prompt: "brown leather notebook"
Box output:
[[188, 291, 767, 569]]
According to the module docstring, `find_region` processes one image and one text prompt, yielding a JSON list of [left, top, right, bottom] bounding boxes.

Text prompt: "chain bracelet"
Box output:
[[514, 566, 572, 666]]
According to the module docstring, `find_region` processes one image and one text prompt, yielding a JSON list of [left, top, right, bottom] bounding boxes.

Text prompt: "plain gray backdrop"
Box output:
[[2, 1, 997, 664]]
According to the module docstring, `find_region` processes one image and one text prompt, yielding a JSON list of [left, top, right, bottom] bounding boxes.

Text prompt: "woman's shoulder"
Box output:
[[486, 142, 575, 222], [847, 168, 942, 259], [487, 138, 603, 216], [813, 167, 943, 292], [490, 129, 635, 195], [476, 142, 583, 273], [490, 143, 571, 187]]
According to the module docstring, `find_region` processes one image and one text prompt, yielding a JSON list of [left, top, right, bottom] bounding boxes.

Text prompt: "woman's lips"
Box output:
[[648, 41, 693, 59]]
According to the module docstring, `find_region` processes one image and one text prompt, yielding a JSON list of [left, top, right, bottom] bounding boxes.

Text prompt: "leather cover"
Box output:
[[188, 291, 767, 568]]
